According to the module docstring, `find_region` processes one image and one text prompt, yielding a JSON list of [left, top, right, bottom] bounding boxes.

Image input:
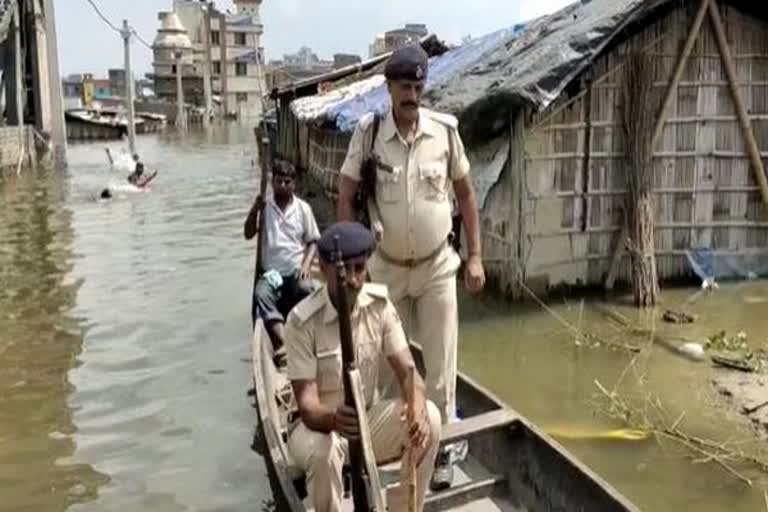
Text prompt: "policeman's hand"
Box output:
[[401, 392, 431, 464], [464, 254, 486, 294], [299, 264, 312, 283], [333, 405, 360, 440]]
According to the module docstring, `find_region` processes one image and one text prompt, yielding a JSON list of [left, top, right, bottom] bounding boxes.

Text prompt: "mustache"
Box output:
[[400, 101, 419, 108]]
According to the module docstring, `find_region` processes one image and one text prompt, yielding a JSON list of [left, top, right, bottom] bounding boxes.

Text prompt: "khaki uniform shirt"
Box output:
[[340, 108, 471, 261], [285, 283, 409, 409]]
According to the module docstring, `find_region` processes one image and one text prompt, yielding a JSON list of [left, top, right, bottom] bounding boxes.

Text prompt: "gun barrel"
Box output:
[[333, 236, 373, 511]]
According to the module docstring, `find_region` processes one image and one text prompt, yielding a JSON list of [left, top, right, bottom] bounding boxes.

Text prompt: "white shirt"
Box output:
[[262, 195, 320, 275]]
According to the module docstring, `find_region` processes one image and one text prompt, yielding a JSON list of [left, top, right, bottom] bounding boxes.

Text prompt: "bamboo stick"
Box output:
[[400, 367, 418, 512], [708, 1, 768, 209], [650, 0, 711, 149], [604, 214, 628, 291]]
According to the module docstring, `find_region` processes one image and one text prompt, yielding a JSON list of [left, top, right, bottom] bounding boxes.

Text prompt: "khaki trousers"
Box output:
[[288, 400, 441, 512], [370, 245, 461, 424]]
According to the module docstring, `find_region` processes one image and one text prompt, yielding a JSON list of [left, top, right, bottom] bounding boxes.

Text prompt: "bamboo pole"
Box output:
[[400, 367, 417, 512], [650, 0, 711, 149], [708, 0, 768, 209]]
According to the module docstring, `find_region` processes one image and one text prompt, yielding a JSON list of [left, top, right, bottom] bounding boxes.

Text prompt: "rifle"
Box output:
[[400, 367, 418, 512], [333, 237, 385, 511]]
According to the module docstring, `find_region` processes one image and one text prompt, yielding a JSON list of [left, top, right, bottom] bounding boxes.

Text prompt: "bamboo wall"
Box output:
[[518, 2, 768, 291]]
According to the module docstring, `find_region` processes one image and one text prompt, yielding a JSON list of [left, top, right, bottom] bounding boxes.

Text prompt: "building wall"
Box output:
[[153, 1, 265, 118], [0, 126, 36, 172], [512, 3, 768, 291]]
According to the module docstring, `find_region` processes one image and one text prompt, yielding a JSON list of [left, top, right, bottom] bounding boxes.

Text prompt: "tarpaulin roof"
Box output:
[[290, 22, 528, 133], [291, 0, 674, 142]]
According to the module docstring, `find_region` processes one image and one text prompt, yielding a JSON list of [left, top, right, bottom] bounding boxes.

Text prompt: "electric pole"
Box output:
[[122, 20, 137, 155]]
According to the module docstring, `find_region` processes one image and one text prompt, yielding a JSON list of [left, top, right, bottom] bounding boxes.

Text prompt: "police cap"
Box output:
[[318, 222, 376, 263], [384, 44, 428, 82]]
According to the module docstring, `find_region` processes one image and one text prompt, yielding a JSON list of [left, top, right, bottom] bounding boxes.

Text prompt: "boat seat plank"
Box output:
[[286, 409, 520, 483], [440, 409, 519, 445], [424, 474, 506, 512]]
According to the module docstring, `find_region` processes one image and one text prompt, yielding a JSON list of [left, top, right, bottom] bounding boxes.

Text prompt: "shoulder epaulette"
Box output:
[[358, 112, 377, 131], [362, 282, 389, 300], [424, 109, 459, 130], [290, 287, 326, 324]]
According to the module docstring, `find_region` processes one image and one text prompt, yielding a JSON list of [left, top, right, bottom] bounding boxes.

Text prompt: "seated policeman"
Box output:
[[285, 221, 442, 512]]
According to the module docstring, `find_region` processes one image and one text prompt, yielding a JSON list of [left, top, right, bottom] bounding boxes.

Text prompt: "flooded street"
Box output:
[[1, 126, 269, 512], [2, 125, 768, 511]]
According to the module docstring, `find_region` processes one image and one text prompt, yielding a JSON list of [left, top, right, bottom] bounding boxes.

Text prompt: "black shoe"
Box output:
[[429, 448, 453, 491]]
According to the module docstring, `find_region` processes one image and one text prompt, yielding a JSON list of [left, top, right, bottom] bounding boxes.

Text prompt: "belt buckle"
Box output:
[[402, 257, 416, 267]]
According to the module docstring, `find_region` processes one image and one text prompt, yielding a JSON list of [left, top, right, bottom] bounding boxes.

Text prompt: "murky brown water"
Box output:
[[2, 124, 768, 511], [459, 281, 768, 511]]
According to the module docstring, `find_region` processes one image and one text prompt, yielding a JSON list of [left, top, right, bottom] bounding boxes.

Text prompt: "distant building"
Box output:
[[265, 46, 334, 90], [369, 23, 428, 58], [62, 75, 85, 110], [150, 0, 267, 120], [108, 68, 127, 98], [88, 78, 112, 100], [333, 53, 362, 70]]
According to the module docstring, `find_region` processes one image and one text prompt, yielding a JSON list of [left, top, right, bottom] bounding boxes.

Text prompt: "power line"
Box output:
[[132, 30, 153, 50], [83, 0, 154, 50], [83, 0, 121, 34]]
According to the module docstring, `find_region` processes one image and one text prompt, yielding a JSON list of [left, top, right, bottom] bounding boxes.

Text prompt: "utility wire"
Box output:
[[84, 0, 154, 49], [132, 30, 153, 50], [84, 0, 121, 34]]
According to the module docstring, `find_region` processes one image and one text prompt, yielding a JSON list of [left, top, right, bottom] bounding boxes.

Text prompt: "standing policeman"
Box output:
[[337, 44, 486, 489]]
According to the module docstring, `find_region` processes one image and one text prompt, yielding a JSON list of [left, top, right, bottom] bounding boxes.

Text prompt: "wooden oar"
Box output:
[[254, 125, 271, 278], [546, 427, 649, 442], [400, 367, 418, 512]]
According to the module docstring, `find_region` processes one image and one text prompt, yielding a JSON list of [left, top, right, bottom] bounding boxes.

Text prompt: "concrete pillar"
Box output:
[[4, 8, 22, 126], [122, 20, 136, 155], [218, 10, 228, 117], [29, 0, 52, 135], [203, 6, 213, 126]]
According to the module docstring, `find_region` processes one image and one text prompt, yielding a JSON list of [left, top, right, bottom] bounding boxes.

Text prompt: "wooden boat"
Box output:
[[250, 317, 641, 511]]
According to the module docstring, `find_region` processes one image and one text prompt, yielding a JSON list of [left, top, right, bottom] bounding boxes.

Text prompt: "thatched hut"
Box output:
[[277, 0, 768, 298]]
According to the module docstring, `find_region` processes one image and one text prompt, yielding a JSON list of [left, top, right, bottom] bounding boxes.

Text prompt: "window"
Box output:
[[235, 32, 247, 46], [210, 30, 220, 45], [236, 92, 248, 103], [212, 61, 221, 75], [236, 62, 248, 76]]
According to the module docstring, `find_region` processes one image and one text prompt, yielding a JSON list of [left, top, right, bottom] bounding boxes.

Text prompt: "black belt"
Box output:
[[376, 236, 452, 268]]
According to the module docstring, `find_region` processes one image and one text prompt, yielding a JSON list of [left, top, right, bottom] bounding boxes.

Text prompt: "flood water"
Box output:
[[2, 125, 768, 511]]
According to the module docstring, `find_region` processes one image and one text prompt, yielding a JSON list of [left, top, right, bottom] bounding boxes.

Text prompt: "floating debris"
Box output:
[[663, 309, 697, 324]]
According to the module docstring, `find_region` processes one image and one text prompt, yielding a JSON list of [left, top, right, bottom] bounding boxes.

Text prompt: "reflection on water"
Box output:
[[3, 124, 768, 511], [459, 283, 768, 511], [0, 169, 109, 510]]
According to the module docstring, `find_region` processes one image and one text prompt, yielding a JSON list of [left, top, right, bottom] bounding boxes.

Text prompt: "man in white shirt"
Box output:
[[244, 161, 321, 366]]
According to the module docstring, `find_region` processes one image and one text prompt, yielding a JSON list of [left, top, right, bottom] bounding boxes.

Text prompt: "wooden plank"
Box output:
[[424, 475, 506, 512], [440, 409, 519, 445], [708, 0, 768, 209], [651, 0, 711, 149]]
